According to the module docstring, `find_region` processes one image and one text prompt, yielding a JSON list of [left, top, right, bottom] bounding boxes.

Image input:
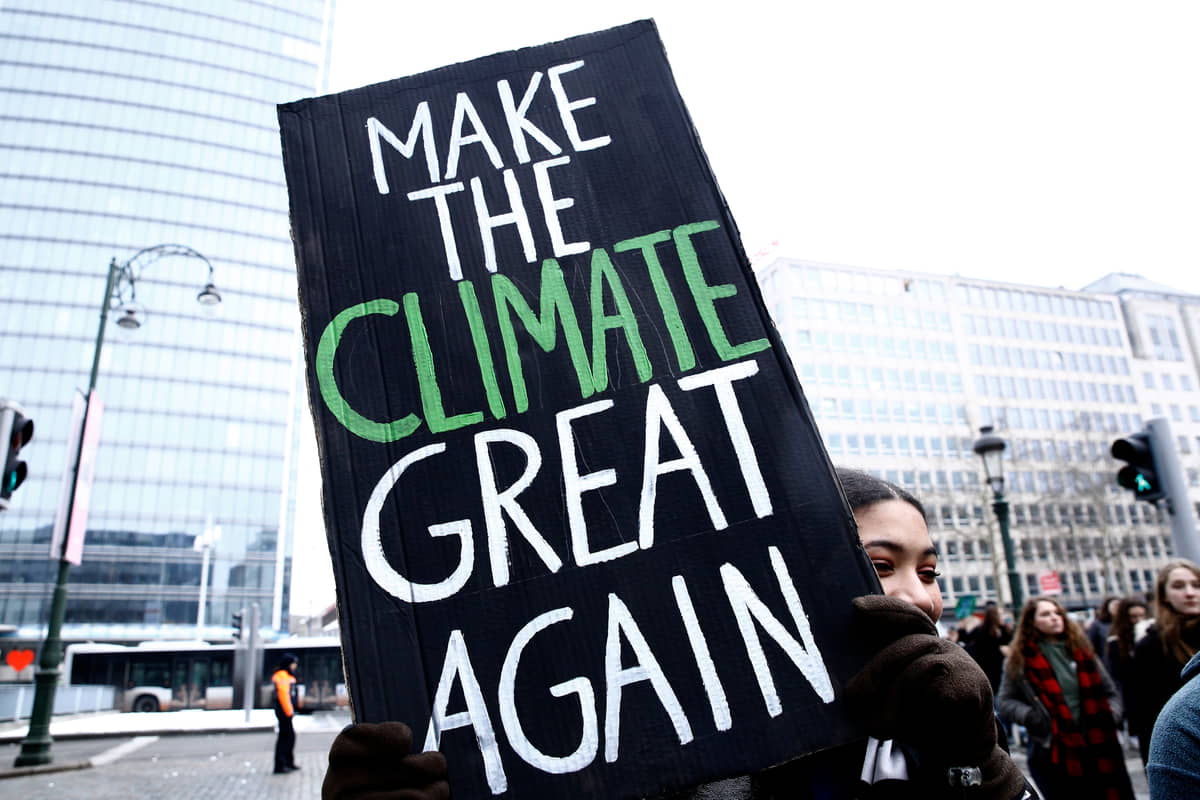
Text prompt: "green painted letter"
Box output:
[[316, 299, 421, 442]]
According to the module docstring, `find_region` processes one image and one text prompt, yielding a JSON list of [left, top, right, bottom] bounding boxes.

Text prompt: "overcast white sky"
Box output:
[[289, 0, 1200, 616]]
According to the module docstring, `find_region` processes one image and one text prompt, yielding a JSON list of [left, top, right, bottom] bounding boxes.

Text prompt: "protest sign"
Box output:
[[279, 19, 880, 798]]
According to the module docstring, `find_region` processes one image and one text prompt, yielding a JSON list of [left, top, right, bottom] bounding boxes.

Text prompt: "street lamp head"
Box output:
[[196, 282, 222, 306], [114, 303, 143, 330], [973, 424, 1007, 493]]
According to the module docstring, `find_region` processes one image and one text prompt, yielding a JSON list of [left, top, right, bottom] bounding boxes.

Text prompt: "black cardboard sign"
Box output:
[[279, 20, 879, 799]]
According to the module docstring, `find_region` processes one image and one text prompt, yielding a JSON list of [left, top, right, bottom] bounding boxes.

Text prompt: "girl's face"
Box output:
[[1033, 600, 1065, 636], [856, 499, 943, 622], [1164, 567, 1200, 617], [1128, 605, 1147, 626]]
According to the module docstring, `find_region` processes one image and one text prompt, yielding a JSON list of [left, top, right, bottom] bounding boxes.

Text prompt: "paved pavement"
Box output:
[[0, 710, 351, 798], [1009, 742, 1150, 800]]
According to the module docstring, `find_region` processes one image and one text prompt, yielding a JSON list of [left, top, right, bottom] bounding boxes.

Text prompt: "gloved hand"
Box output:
[[322, 722, 451, 800], [845, 596, 1031, 798]]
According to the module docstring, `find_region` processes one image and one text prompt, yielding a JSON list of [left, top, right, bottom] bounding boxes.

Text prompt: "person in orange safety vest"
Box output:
[[273, 652, 300, 774]]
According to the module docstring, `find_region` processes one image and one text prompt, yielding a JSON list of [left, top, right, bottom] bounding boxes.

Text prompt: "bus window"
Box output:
[[129, 656, 171, 689]]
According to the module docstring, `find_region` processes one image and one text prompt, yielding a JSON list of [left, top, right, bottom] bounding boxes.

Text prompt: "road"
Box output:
[[0, 713, 347, 799]]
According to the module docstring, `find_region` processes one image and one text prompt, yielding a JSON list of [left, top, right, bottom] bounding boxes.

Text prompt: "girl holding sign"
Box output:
[[321, 468, 1033, 799]]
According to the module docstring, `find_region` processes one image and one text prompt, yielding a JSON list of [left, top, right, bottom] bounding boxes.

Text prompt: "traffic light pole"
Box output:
[[1147, 418, 1200, 563]]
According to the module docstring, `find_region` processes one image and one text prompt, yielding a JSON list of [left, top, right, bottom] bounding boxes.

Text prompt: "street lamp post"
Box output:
[[15, 245, 220, 768], [973, 425, 1024, 613]]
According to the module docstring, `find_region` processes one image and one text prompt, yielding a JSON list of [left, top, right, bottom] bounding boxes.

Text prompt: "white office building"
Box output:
[[757, 258, 1200, 612]]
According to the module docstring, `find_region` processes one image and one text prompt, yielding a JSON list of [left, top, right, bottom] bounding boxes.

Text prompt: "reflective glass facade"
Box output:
[[0, 0, 333, 637]]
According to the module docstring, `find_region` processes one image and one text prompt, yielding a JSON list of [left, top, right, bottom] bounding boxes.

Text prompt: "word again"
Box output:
[[420, 545, 834, 794]]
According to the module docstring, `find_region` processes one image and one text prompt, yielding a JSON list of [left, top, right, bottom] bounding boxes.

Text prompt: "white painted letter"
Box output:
[[639, 383, 726, 550], [672, 575, 732, 731], [471, 170, 536, 273], [557, 400, 637, 566], [678, 361, 773, 518], [532, 156, 588, 258], [547, 61, 612, 152], [362, 443, 474, 603], [407, 182, 467, 280], [497, 72, 562, 164], [499, 606, 598, 773], [368, 108, 439, 192], [423, 630, 507, 794], [446, 92, 504, 180], [720, 547, 834, 717], [604, 592, 692, 762], [475, 429, 563, 587]]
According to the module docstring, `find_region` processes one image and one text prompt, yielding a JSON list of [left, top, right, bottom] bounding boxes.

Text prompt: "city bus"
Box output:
[[64, 637, 346, 713]]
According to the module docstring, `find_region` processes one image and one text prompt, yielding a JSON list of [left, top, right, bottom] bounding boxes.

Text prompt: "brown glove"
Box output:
[[323, 722, 451, 800], [845, 596, 1031, 799]]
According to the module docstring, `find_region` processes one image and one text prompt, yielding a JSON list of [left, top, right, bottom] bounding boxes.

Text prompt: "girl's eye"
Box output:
[[919, 569, 941, 584], [871, 561, 894, 576]]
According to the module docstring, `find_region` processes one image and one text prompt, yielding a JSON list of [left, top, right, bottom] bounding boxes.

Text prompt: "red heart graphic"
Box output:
[[6, 648, 35, 672]]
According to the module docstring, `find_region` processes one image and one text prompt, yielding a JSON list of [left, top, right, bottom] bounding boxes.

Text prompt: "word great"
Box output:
[[316, 220, 769, 443], [362, 361, 773, 603], [420, 545, 835, 794]]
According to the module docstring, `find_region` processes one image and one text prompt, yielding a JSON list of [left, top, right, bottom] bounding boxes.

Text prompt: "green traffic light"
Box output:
[[1135, 473, 1152, 493]]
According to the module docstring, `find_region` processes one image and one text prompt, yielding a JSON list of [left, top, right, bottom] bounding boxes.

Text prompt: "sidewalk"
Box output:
[[0, 709, 346, 780], [0, 709, 282, 744]]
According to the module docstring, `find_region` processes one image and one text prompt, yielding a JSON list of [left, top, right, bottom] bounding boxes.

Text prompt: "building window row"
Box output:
[[1145, 371, 1197, 391], [817, 398, 966, 427], [790, 297, 951, 332], [790, 330, 957, 362], [785, 264, 947, 301], [963, 313, 1124, 349], [799, 364, 963, 394], [954, 285, 1116, 321], [968, 343, 1130, 376], [979, 406, 1140, 435], [973, 374, 1135, 406], [827, 433, 978, 463]]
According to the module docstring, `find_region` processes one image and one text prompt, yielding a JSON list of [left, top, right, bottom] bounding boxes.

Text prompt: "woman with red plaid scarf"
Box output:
[[997, 597, 1133, 800]]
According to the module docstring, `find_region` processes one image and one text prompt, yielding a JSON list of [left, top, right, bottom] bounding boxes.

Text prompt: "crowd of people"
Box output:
[[317, 470, 1200, 799], [949, 562, 1200, 799]]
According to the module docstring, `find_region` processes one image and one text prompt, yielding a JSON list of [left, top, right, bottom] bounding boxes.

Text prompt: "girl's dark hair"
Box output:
[[835, 467, 926, 518], [1096, 595, 1120, 624], [1109, 596, 1149, 663], [981, 603, 1006, 638]]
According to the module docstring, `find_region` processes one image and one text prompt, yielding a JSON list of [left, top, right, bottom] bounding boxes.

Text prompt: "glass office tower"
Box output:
[[0, 0, 334, 637]]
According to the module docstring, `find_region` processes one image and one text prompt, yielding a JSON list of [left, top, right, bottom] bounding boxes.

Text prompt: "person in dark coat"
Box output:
[[1102, 596, 1148, 711], [321, 469, 1034, 800], [273, 652, 301, 774], [1086, 596, 1119, 658], [1128, 560, 1200, 764], [965, 602, 1013, 693]]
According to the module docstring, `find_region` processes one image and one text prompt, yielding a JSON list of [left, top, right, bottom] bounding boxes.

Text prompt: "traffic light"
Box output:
[[232, 610, 244, 640], [0, 401, 34, 511], [1112, 428, 1165, 502]]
